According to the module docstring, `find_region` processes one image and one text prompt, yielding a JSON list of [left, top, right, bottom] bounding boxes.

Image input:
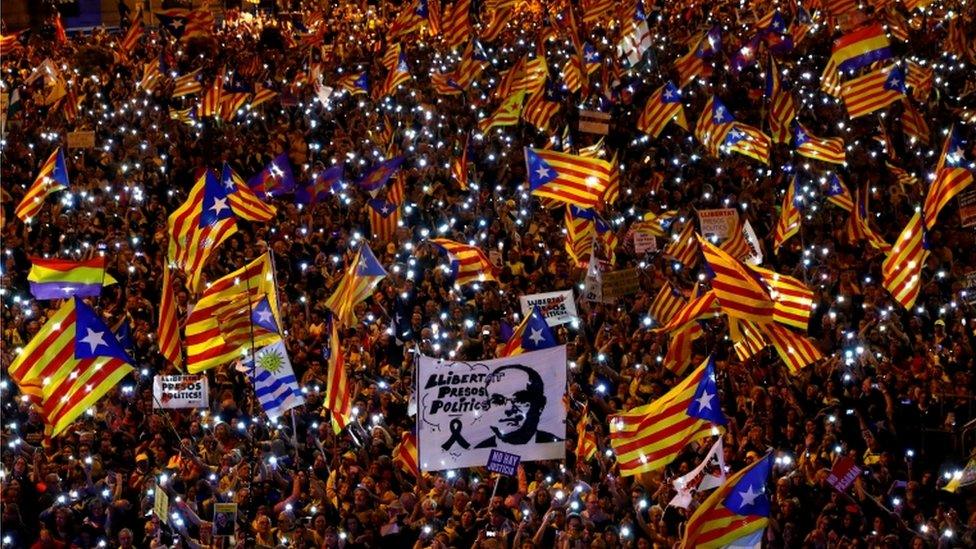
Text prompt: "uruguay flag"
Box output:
[[251, 340, 305, 420]]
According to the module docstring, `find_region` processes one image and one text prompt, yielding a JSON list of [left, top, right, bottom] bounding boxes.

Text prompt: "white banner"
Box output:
[[519, 290, 577, 326], [153, 375, 209, 409], [417, 346, 567, 471], [742, 220, 764, 265], [698, 208, 739, 239], [670, 438, 726, 509]]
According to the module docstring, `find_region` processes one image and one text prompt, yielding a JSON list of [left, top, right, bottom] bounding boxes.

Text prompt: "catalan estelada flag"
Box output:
[[479, 90, 525, 133], [8, 297, 134, 437], [768, 89, 796, 144], [882, 211, 929, 309], [325, 245, 388, 326], [380, 53, 412, 97], [336, 71, 369, 95], [825, 173, 854, 211], [763, 321, 823, 373], [429, 239, 499, 286], [389, 0, 429, 38], [500, 305, 557, 357], [367, 198, 400, 243], [749, 266, 815, 331], [167, 170, 238, 292], [695, 96, 736, 157], [522, 81, 561, 131], [773, 178, 801, 253], [248, 153, 297, 198], [525, 148, 611, 209], [637, 81, 686, 138], [158, 264, 182, 368], [221, 163, 276, 222], [575, 404, 598, 462], [663, 321, 704, 375], [723, 123, 771, 164], [923, 125, 973, 230], [441, 0, 471, 50], [653, 290, 720, 333], [841, 64, 906, 119], [793, 122, 846, 165], [681, 453, 772, 548], [663, 220, 699, 268], [609, 356, 725, 476], [831, 23, 892, 72], [27, 257, 118, 299], [649, 282, 687, 326], [184, 254, 280, 373], [15, 148, 70, 222], [325, 321, 353, 432], [699, 236, 775, 324]]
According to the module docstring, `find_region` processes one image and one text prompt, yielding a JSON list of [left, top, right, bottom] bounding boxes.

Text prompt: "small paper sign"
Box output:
[[486, 450, 521, 476]]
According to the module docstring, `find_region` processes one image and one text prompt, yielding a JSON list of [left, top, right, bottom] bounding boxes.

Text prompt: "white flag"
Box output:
[[669, 438, 726, 509], [617, 20, 652, 69]]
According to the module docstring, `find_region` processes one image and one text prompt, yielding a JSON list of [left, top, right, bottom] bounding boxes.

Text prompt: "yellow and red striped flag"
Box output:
[[118, 12, 143, 56], [138, 59, 165, 92], [763, 322, 823, 373], [793, 122, 846, 165], [723, 123, 771, 165], [609, 356, 725, 476], [382, 43, 402, 71], [184, 254, 280, 373], [167, 171, 238, 291], [663, 322, 704, 375], [847, 187, 891, 254], [900, 100, 929, 145], [367, 198, 400, 243], [663, 220, 699, 268], [773, 178, 801, 253], [15, 148, 70, 222], [719, 222, 751, 261], [451, 133, 470, 191], [882, 211, 929, 309], [674, 37, 705, 87], [749, 266, 815, 330], [637, 81, 686, 138], [389, 0, 429, 38], [562, 54, 585, 93], [565, 206, 596, 267], [7, 297, 135, 437], [841, 64, 906, 119], [158, 264, 182, 368], [698, 236, 775, 324], [250, 84, 278, 108], [906, 60, 933, 101], [324, 245, 388, 327], [220, 164, 277, 222], [653, 290, 720, 333], [220, 92, 250, 122], [441, 0, 472, 50], [729, 318, 767, 362], [649, 282, 686, 326], [325, 321, 353, 432], [825, 173, 854, 211], [575, 405, 598, 463], [681, 453, 772, 548], [478, 90, 525, 133], [429, 239, 499, 286], [695, 96, 736, 157], [379, 54, 412, 97], [768, 89, 796, 144], [525, 148, 611, 209], [522, 85, 560, 131], [199, 72, 223, 117], [922, 125, 973, 230], [393, 431, 420, 477], [172, 70, 203, 97], [820, 57, 843, 98]]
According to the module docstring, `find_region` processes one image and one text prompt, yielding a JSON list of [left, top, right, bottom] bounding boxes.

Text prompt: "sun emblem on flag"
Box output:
[[257, 349, 284, 374]]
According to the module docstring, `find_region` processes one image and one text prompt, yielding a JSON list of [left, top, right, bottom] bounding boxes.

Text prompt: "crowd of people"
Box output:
[[2, 0, 976, 547]]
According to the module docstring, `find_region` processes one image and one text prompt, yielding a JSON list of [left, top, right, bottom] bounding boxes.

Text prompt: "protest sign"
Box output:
[[519, 290, 577, 326], [958, 188, 976, 228], [826, 457, 862, 492], [634, 231, 657, 254], [601, 268, 640, 302], [153, 485, 168, 519], [698, 208, 739, 239], [212, 503, 238, 537], [153, 375, 208, 409], [66, 130, 96, 149], [417, 346, 566, 471], [486, 450, 521, 476], [579, 110, 610, 135]]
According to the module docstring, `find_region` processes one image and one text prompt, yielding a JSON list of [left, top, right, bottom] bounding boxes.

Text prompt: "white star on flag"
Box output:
[[738, 485, 760, 507], [210, 197, 229, 216], [528, 327, 545, 346], [695, 390, 713, 411], [80, 328, 107, 353]]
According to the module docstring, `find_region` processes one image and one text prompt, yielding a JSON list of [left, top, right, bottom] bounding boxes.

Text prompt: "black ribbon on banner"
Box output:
[[441, 418, 470, 450]]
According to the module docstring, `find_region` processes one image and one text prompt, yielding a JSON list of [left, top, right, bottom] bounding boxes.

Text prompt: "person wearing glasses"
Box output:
[[475, 364, 563, 448]]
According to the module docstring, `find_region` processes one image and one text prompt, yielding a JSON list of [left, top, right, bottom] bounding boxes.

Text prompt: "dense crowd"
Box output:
[[2, 0, 976, 548]]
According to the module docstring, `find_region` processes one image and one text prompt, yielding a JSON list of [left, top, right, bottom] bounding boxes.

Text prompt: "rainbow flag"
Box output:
[[28, 257, 118, 299]]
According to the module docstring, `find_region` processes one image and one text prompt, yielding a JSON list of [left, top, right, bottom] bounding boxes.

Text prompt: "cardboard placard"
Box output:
[[698, 208, 739, 239], [601, 268, 640, 302], [633, 231, 657, 254], [958, 188, 976, 228], [826, 457, 861, 492], [212, 503, 238, 538], [153, 485, 169, 519], [519, 290, 577, 326], [486, 450, 521, 476], [579, 110, 611, 135], [66, 130, 96, 149], [964, 271, 976, 305]]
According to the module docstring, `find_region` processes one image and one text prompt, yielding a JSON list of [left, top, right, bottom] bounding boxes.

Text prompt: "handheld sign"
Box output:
[[486, 450, 521, 477]]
